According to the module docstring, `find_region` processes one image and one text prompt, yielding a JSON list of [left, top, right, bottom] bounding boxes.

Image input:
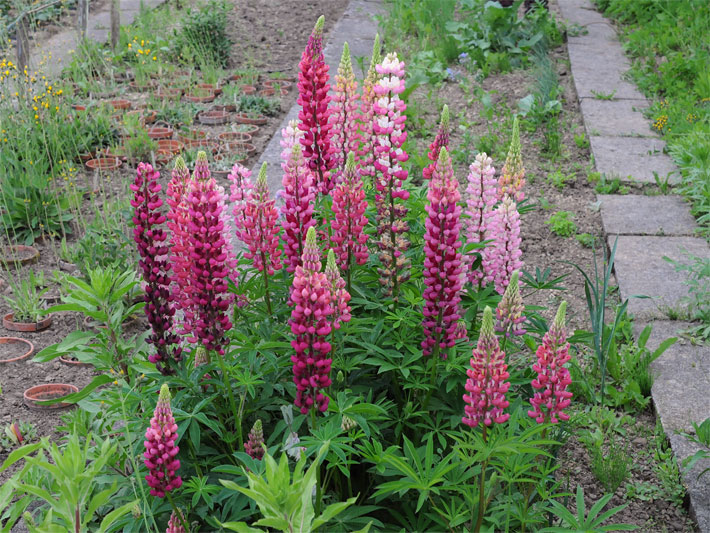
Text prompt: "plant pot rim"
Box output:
[[24, 383, 78, 410], [59, 355, 93, 367], [218, 131, 252, 142], [3, 313, 53, 332], [86, 157, 122, 171], [0, 337, 34, 363], [0, 244, 40, 266], [235, 113, 267, 125]]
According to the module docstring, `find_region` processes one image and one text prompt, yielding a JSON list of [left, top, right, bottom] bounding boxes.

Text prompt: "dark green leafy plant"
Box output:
[[541, 486, 638, 531]]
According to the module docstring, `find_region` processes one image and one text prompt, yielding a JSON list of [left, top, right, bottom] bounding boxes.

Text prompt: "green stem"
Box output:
[[215, 349, 241, 452], [166, 490, 189, 532], [261, 258, 272, 315], [310, 409, 323, 519], [475, 426, 488, 533]]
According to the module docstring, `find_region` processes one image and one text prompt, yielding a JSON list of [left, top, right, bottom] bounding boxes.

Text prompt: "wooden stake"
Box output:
[[110, 0, 120, 50], [77, 0, 88, 39], [16, 15, 30, 74]]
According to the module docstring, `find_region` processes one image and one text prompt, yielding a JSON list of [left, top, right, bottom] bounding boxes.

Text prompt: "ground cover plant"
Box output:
[[0, 0, 699, 531]]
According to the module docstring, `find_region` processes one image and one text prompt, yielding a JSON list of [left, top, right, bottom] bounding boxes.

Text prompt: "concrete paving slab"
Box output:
[[634, 320, 710, 532], [567, 22, 617, 47], [590, 136, 678, 184], [598, 195, 698, 236], [568, 45, 645, 100], [557, 0, 607, 26], [612, 236, 709, 319], [580, 99, 653, 137]]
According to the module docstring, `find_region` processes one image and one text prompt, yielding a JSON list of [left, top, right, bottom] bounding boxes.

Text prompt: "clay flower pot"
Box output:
[[58, 355, 92, 367], [3, 313, 53, 332], [79, 151, 96, 163], [197, 110, 231, 126], [239, 85, 256, 95], [0, 245, 39, 266], [86, 157, 122, 171], [146, 123, 174, 140], [218, 131, 252, 143], [183, 139, 219, 153], [157, 139, 184, 154], [109, 99, 131, 111], [126, 109, 158, 124], [235, 113, 267, 126], [198, 83, 222, 96], [183, 90, 216, 104], [177, 129, 207, 144], [259, 87, 288, 97], [211, 104, 237, 113], [24, 384, 78, 410], [71, 104, 87, 111], [0, 337, 34, 363], [263, 79, 292, 90], [221, 141, 256, 157]]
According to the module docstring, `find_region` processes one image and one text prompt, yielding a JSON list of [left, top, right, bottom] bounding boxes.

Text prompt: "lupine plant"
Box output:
[[3, 17, 640, 533]]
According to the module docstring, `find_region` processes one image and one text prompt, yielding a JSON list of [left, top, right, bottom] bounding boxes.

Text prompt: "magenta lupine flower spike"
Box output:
[[331, 152, 369, 278], [462, 307, 511, 428], [331, 42, 360, 184], [166, 509, 186, 533], [495, 270, 526, 337], [144, 384, 182, 498], [166, 157, 194, 333], [131, 162, 182, 374], [529, 302, 572, 424], [485, 195, 523, 294], [373, 52, 411, 300], [423, 105, 450, 181], [325, 249, 352, 329], [244, 419, 265, 460], [297, 15, 335, 195], [464, 152, 498, 286], [498, 117, 525, 202], [281, 143, 317, 273], [356, 33, 381, 187], [185, 151, 235, 355], [239, 163, 282, 276], [421, 148, 464, 359], [289, 227, 333, 414], [228, 162, 253, 236]]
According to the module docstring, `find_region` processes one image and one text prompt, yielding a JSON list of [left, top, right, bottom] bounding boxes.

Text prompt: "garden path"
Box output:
[[559, 0, 710, 529], [28, 0, 165, 77]]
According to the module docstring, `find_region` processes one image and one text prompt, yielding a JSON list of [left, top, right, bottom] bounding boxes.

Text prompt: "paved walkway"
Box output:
[[27, 0, 165, 77], [559, 0, 710, 529]]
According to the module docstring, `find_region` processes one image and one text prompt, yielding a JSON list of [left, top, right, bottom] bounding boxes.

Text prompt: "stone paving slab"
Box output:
[[580, 99, 652, 137], [612, 236, 709, 319], [599, 195, 698, 236], [567, 22, 617, 47], [558, 0, 607, 26], [633, 320, 710, 532], [567, 44, 645, 100], [590, 136, 678, 184]]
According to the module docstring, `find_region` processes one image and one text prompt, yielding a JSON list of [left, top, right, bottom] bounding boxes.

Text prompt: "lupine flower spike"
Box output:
[[238, 163, 282, 314], [227, 162, 253, 236], [331, 42, 360, 183], [498, 116, 525, 202], [325, 249, 352, 330], [529, 302, 573, 424], [144, 384, 182, 498], [485, 195, 523, 294], [495, 270, 526, 337], [423, 105, 450, 181], [244, 419, 265, 460], [166, 509, 187, 533], [464, 152, 498, 286], [331, 151, 369, 287], [421, 148, 464, 358], [281, 144, 316, 273], [131, 162, 181, 374], [297, 16, 335, 195], [289, 227, 333, 414], [194, 346, 211, 392], [462, 307, 511, 428], [185, 152, 235, 354], [356, 33, 381, 187], [373, 52, 410, 300], [166, 157, 194, 333]]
